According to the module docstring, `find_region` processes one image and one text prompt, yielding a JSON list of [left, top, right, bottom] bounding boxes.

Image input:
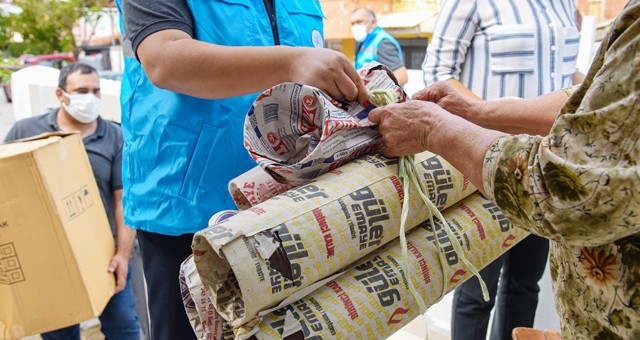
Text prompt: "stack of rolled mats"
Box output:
[[180, 63, 528, 339]]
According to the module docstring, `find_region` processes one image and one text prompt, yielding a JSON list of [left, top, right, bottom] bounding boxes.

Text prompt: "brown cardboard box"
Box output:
[[0, 132, 115, 339]]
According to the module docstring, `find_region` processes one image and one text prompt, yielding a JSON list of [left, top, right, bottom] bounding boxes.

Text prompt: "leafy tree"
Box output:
[[9, 0, 105, 56], [0, 13, 13, 56]]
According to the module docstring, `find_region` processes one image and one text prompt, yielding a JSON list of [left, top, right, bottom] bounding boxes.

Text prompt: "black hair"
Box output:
[[58, 63, 98, 91]]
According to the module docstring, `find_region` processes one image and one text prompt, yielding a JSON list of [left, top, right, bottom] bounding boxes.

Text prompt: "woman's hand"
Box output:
[[412, 81, 483, 122], [368, 100, 449, 157]]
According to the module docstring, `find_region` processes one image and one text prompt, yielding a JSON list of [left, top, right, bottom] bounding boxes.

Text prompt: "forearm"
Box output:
[[471, 89, 568, 135], [141, 36, 300, 99], [393, 66, 408, 87], [115, 223, 136, 259], [427, 113, 506, 195], [445, 79, 482, 101], [114, 190, 135, 259]]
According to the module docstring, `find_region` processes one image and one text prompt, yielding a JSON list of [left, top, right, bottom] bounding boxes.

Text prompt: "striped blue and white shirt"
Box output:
[[423, 0, 580, 100]]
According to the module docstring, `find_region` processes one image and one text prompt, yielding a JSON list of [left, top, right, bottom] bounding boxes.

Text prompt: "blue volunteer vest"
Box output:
[[354, 26, 403, 70], [116, 1, 325, 235]]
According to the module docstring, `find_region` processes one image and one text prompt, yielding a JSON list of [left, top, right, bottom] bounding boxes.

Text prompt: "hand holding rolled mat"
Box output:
[[243, 62, 406, 187], [192, 62, 479, 332]]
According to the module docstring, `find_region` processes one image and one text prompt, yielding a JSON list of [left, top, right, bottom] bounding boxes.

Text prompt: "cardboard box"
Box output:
[[0, 132, 115, 339]]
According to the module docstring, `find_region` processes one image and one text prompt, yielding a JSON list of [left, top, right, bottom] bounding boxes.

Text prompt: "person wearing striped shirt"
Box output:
[[422, 1, 583, 339]]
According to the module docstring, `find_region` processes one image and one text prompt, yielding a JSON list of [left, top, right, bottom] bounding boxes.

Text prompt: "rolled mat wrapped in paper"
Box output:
[[229, 166, 293, 210], [180, 254, 235, 340], [244, 193, 528, 339], [192, 151, 476, 327], [244, 62, 406, 186], [182, 193, 527, 339]]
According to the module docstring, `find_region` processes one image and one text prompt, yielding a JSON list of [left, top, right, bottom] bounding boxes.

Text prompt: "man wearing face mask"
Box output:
[[351, 7, 408, 86], [4, 63, 141, 340]]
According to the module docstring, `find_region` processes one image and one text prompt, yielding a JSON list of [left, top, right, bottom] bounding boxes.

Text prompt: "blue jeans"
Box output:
[[451, 234, 549, 340], [41, 266, 141, 340]]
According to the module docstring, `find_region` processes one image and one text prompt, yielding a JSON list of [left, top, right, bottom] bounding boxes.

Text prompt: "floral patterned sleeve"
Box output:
[[482, 5, 640, 248]]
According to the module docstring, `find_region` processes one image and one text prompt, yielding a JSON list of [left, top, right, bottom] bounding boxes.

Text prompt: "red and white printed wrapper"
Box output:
[[192, 151, 476, 328], [243, 62, 406, 187], [244, 193, 528, 339], [229, 166, 293, 210]]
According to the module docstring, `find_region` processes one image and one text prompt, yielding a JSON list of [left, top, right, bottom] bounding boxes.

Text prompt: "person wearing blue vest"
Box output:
[[115, 0, 368, 338], [351, 7, 408, 86]]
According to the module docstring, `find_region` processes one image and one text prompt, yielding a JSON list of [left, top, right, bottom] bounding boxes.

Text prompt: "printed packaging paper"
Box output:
[[193, 152, 476, 327], [183, 194, 527, 339], [244, 63, 406, 187]]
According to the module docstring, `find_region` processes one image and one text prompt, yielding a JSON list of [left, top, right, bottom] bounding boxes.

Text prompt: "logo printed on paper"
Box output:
[[502, 234, 517, 248], [483, 202, 513, 232], [280, 184, 328, 202], [422, 221, 462, 266], [267, 131, 289, 156], [348, 187, 389, 250], [300, 95, 318, 133], [421, 157, 454, 209], [450, 269, 466, 284], [270, 303, 325, 339], [364, 154, 398, 168], [387, 307, 409, 325], [354, 256, 401, 307]]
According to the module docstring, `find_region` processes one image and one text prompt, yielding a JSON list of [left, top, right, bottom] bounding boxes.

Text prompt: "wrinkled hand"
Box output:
[[289, 48, 369, 105], [412, 81, 480, 120], [108, 253, 129, 293], [368, 100, 448, 158]]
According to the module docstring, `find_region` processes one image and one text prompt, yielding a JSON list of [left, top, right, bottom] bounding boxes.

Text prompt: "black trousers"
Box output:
[[137, 229, 197, 340], [451, 234, 550, 340]]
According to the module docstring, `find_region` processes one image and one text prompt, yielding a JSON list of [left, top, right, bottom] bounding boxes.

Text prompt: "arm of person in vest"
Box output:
[[123, 0, 369, 104], [377, 39, 408, 86], [422, 0, 482, 100]]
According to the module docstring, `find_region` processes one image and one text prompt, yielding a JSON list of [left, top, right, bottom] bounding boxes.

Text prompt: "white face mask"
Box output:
[[352, 24, 369, 42], [62, 92, 101, 124]]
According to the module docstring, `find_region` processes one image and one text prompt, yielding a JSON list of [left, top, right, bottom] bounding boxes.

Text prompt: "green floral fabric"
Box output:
[[482, 1, 640, 338]]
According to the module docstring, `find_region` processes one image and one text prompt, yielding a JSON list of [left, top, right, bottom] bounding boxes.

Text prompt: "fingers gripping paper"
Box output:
[[192, 152, 476, 327], [243, 63, 406, 186]]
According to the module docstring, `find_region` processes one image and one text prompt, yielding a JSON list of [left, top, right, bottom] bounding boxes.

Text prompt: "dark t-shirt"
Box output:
[[4, 109, 124, 237], [120, 0, 194, 57]]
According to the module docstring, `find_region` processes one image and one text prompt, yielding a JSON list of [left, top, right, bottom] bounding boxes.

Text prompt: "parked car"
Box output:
[[1, 53, 77, 102]]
